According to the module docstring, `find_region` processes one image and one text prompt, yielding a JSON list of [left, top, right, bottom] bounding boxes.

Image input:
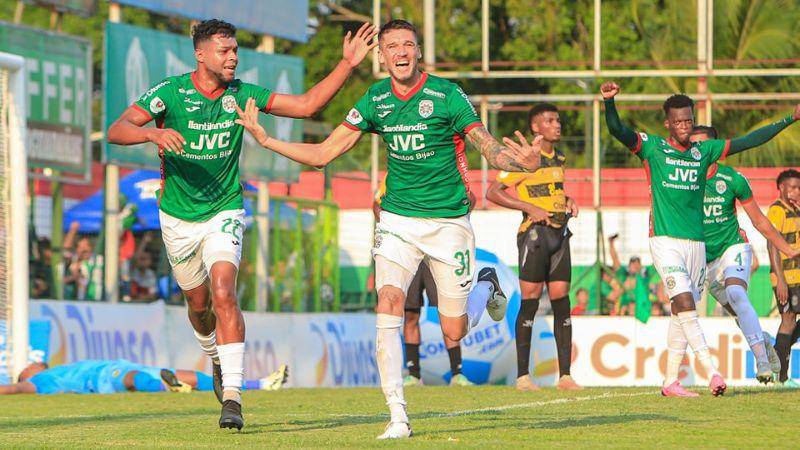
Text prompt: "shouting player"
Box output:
[[767, 169, 800, 385], [485, 103, 581, 391], [235, 19, 541, 439], [601, 81, 799, 397], [690, 125, 797, 383], [107, 19, 377, 429]]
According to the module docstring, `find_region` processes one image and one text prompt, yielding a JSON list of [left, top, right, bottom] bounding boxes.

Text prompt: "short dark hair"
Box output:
[[192, 19, 237, 49], [777, 169, 800, 188], [692, 125, 718, 139], [662, 94, 694, 115], [528, 103, 559, 126], [378, 19, 418, 41]]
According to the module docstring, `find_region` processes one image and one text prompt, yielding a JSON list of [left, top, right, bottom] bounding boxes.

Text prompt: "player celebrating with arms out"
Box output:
[[107, 19, 378, 430], [486, 103, 581, 392], [601, 81, 799, 397], [690, 125, 798, 384], [236, 19, 541, 439]]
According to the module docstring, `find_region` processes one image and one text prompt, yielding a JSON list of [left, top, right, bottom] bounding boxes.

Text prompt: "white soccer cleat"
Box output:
[[763, 332, 781, 374], [376, 421, 412, 439], [259, 364, 289, 391], [479, 267, 508, 321], [756, 360, 774, 385]]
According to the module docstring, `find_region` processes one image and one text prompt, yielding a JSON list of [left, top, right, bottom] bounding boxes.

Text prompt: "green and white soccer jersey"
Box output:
[[133, 72, 274, 222], [343, 72, 481, 218], [632, 133, 730, 240], [703, 164, 753, 262]]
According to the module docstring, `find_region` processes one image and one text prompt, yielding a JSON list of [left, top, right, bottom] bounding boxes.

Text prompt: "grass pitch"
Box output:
[[0, 385, 796, 447]]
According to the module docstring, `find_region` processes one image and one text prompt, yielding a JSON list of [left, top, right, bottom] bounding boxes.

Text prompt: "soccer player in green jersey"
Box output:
[[107, 19, 378, 430], [691, 125, 799, 384], [235, 20, 541, 439], [601, 81, 799, 397]]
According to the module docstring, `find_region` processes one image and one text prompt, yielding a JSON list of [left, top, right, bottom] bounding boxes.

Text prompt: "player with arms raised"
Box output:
[[601, 81, 798, 397], [236, 19, 541, 439], [107, 19, 377, 429], [690, 125, 798, 384]]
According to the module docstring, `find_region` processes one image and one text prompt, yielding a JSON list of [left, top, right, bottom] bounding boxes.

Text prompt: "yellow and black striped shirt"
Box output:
[[496, 148, 567, 233], [768, 199, 800, 288]]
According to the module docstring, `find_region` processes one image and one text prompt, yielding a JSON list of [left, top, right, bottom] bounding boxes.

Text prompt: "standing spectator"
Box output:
[[130, 232, 158, 302], [31, 238, 53, 298], [63, 222, 103, 301], [609, 234, 652, 322]]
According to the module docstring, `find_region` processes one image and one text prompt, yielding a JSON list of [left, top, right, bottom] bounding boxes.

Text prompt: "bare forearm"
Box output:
[[609, 241, 621, 270], [299, 60, 354, 117], [755, 216, 796, 257], [262, 138, 327, 168], [486, 186, 529, 212], [467, 127, 539, 172], [107, 120, 152, 145], [768, 243, 787, 282]]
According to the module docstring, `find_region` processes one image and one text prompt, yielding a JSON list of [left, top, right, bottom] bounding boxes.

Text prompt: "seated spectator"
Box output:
[[571, 288, 590, 315]]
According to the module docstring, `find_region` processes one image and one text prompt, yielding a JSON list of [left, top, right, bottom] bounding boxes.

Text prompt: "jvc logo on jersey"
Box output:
[[189, 132, 231, 150], [388, 134, 426, 152], [668, 168, 698, 182], [704, 204, 723, 217]]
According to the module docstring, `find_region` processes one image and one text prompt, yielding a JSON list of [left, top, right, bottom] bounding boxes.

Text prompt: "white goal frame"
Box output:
[[0, 51, 29, 382]]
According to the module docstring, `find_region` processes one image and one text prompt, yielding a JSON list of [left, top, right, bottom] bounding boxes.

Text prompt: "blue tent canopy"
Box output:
[[63, 170, 314, 233]]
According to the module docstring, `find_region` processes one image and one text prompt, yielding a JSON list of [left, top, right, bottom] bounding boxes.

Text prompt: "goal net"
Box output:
[[0, 52, 28, 384]]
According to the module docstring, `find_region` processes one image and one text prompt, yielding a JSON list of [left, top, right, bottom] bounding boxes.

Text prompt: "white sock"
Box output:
[[193, 329, 220, 364], [217, 342, 245, 403], [677, 310, 719, 378], [466, 281, 494, 328], [725, 284, 768, 365], [376, 313, 407, 424], [665, 313, 687, 386]]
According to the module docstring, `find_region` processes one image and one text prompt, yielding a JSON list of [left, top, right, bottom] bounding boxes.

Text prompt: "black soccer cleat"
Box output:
[[219, 399, 244, 430], [212, 362, 224, 404]]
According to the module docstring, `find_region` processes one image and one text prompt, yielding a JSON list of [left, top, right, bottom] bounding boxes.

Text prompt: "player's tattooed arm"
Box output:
[[236, 98, 362, 168], [466, 126, 542, 172], [727, 104, 800, 155], [600, 82, 639, 150], [107, 106, 186, 153], [269, 23, 378, 119]]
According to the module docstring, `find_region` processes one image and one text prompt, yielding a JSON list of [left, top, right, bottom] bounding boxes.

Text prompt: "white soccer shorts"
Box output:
[[705, 243, 753, 305], [159, 208, 246, 291], [373, 211, 475, 317], [649, 236, 706, 302]]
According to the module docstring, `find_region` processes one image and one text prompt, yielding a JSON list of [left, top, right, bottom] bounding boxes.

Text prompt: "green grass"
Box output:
[[0, 386, 797, 447]]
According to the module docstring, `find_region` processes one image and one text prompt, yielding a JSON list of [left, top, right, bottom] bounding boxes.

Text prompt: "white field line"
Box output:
[[435, 390, 656, 418]]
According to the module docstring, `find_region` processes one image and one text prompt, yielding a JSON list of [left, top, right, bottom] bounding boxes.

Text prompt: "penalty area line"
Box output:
[[435, 390, 656, 418]]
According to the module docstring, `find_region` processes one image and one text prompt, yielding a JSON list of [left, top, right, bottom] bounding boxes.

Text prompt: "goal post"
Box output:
[[0, 51, 29, 384]]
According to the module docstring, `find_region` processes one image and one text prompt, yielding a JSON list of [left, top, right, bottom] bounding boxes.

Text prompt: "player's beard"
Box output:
[[215, 66, 236, 84]]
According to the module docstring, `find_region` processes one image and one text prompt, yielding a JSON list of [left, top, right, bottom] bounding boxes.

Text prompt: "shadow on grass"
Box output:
[[0, 408, 212, 430], [528, 413, 675, 429]]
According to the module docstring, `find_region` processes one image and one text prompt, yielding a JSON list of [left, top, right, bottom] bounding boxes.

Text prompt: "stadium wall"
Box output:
[[26, 300, 800, 387]]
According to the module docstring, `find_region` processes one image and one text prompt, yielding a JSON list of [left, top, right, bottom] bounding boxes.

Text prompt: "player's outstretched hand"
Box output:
[[600, 82, 620, 100], [501, 131, 542, 171], [792, 104, 800, 121], [342, 22, 378, 68], [147, 128, 185, 154], [235, 98, 269, 147]]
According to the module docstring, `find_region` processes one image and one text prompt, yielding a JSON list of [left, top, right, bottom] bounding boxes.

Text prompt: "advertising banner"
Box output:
[[0, 21, 91, 179], [104, 22, 302, 181]]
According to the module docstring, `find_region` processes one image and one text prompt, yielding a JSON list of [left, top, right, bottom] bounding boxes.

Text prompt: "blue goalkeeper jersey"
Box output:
[[29, 360, 157, 394]]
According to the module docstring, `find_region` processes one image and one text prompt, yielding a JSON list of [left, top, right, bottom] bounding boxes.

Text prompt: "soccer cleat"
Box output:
[[779, 379, 800, 389], [212, 362, 224, 404], [709, 374, 727, 396], [376, 421, 412, 439], [661, 381, 699, 398], [449, 373, 474, 386], [403, 375, 423, 387], [219, 400, 244, 430], [756, 360, 774, 385], [763, 332, 782, 374], [516, 375, 540, 391], [259, 364, 289, 391], [160, 369, 192, 393], [479, 267, 508, 321], [556, 375, 583, 391]]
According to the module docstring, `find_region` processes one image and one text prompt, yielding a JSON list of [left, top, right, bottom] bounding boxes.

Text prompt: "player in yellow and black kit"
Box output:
[[767, 169, 800, 383], [486, 103, 580, 391]]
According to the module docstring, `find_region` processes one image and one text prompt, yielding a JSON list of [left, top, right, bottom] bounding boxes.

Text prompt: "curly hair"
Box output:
[[662, 94, 694, 115], [192, 19, 237, 49]]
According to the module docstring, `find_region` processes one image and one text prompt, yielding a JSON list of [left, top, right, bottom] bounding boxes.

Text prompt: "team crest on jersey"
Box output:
[[691, 147, 702, 160], [418, 100, 434, 118], [222, 95, 237, 113], [666, 276, 676, 290], [347, 108, 363, 125], [716, 180, 727, 194], [149, 97, 165, 114]]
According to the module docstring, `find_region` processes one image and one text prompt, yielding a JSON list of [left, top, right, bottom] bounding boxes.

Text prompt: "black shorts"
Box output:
[[775, 286, 800, 314], [405, 261, 438, 310], [517, 224, 572, 283]]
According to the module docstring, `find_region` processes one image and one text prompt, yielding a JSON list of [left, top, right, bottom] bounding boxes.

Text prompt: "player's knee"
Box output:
[[184, 292, 209, 313], [377, 286, 405, 308], [211, 284, 237, 307]]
